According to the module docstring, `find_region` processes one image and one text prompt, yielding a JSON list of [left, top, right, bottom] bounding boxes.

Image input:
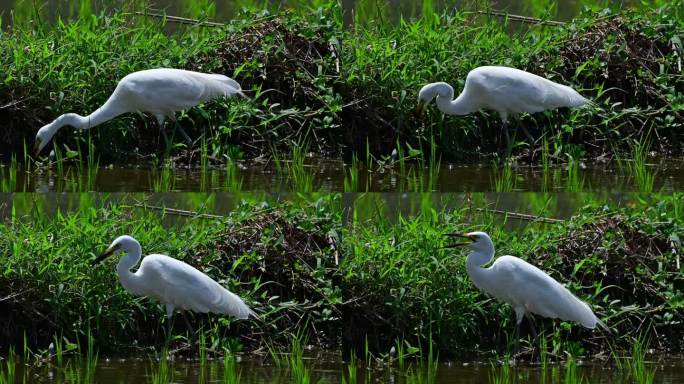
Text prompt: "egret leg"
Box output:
[[503, 121, 511, 151], [160, 123, 171, 149], [520, 124, 536, 144], [526, 314, 539, 346], [173, 120, 193, 146], [182, 311, 196, 339], [155, 115, 171, 150], [513, 309, 525, 355], [501, 120, 512, 158], [165, 304, 175, 341]]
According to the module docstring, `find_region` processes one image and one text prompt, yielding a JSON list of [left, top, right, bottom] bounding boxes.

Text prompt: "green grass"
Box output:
[[341, 192, 683, 357], [0, 193, 342, 354], [614, 337, 656, 384], [0, 193, 682, 358], [150, 349, 172, 384], [488, 356, 512, 384], [0, 348, 16, 384], [492, 160, 517, 192], [222, 355, 241, 384], [2, 1, 682, 165], [628, 136, 656, 193], [287, 333, 311, 384], [150, 159, 176, 192]]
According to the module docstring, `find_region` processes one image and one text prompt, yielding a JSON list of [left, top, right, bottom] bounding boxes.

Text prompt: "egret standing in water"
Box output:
[[417, 66, 590, 151], [93, 235, 256, 335], [34, 68, 247, 155], [445, 231, 603, 352]]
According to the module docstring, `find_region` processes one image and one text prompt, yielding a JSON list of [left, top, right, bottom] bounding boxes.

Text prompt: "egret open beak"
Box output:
[[442, 233, 475, 248], [92, 244, 119, 266], [416, 100, 426, 115]]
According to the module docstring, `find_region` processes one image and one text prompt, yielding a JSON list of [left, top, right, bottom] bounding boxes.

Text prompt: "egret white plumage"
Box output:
[[93, 235, 256, 335], [417, 66, 590, 150], [445, 231, 602, 352], [34, 68, 247, 155]]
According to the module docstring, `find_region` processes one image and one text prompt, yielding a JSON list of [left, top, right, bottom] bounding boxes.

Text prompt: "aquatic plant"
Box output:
[[492, 160, 516, 192], [150, 159, 176, 192], [222, 355, 241, 384], [2, 2, 682, 165], [344, 153, 360, 192], [0, 347, 16, 384], [488, 356, 512, 384], [150, 350, 172, 384], [627, 136, 656, 193]]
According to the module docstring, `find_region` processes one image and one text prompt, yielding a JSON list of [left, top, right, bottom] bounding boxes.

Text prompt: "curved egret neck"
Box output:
[[116, 244, 145, 296], [435, 84, 480, 116], [465, 246, 496, 293]]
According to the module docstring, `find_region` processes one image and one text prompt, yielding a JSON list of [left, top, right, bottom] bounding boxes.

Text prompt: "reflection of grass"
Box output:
[[288, 333, 311, 384], [224, 161, 243, 192], [342, 351, 358, 384], [78, 330, 98, 383], [150, 160, 176, 192], [273, 144, 314, 192], [0, 156, 18, 192], [288, 143, 314, 193], [615, 337, 655, 384], [344, 154, 360, 192], [222, 355, 241, 384], [488, 355, 511, 384], [628, 138, 655, 193], [150, 349, 172, 384], [565, 146, 585, 192], [563, 355, 585, 384], [492, 160, 516, 192], [0, 347, 16, 384], [76, 137, 99, 191], [541, 137, 551, 192]]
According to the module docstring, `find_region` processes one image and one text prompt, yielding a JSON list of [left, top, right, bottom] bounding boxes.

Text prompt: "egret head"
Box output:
[[34, 113, 82, 156], [92, 235, 141, 265], [444, 231, 494, 254], [34, 124, 55, 156], [417, 82, 453, 114]]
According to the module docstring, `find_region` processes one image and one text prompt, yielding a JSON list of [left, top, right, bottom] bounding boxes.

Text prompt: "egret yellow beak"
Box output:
[[443, 233, 475, 248], [92, 244, 119, 266]]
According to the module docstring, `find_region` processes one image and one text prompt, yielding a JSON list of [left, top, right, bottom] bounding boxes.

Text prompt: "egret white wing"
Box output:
[[491, 256, 599, 328], [137, 254, 255, 319]]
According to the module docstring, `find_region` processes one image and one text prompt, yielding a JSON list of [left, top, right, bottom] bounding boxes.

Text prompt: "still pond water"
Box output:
[[8, 355, 684, 383], [1, 160, 682, 192]]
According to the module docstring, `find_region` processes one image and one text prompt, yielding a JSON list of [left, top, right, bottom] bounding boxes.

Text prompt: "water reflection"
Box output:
[[1, 160, 682, 192], [8, 355, 684, 383]]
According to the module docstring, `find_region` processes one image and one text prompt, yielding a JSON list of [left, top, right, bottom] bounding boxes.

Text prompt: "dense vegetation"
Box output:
[[1, 193, 681, 358], [1, 2, 682, 164]]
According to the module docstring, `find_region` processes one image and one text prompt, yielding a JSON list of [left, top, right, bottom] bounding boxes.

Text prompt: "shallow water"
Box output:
[[1, 160, 682, 192], [8, 355, 684, 383]]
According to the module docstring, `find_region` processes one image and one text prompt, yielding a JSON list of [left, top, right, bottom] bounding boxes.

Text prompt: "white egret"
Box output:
[[417, 66, 590, 150], [34, 68, 247, 155], [445, 231, 603, 352], [93, 235, 256, 335]]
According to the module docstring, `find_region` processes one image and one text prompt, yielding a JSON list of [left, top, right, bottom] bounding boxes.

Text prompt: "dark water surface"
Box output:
[[9, 355, 684, 383], [1, 160, 682, 192]]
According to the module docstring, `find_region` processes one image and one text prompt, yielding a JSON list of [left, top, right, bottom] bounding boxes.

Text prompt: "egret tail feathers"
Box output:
[[205, 73, 242, 90]]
